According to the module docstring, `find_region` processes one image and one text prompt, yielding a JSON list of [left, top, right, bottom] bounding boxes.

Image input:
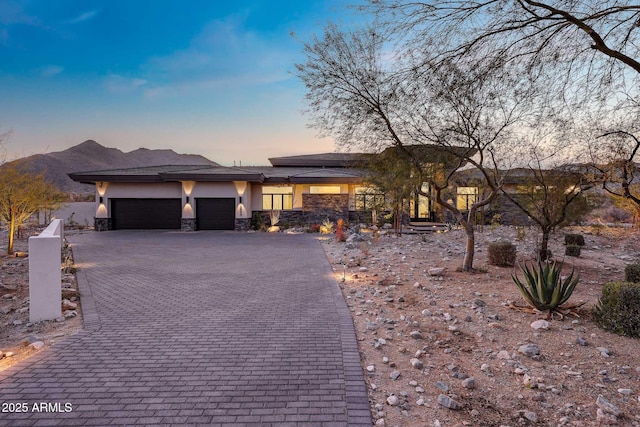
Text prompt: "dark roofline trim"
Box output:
[[158, 172, 265, 183], [67, 173, 166, 184]]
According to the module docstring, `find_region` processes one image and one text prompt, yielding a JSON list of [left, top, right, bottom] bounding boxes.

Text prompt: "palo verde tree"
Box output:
[[0, 162, 63, 254], [501, 142, 594, 259], [368, 1, 640, 99], [588, 129, 640, 211], [360, 148, 417, 235], [296, 24, 532, 271]]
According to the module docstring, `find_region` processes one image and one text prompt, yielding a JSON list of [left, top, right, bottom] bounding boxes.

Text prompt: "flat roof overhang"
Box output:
[[67, 173, 166, 184], [159, 172, 265, 183]]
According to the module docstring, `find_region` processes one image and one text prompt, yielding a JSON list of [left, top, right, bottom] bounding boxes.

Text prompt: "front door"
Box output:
[[410, 183, 431, 222]]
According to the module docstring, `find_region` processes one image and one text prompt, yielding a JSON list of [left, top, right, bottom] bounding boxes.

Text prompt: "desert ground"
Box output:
[[1, 225, 639, 426], [323, 224, 640, 426]]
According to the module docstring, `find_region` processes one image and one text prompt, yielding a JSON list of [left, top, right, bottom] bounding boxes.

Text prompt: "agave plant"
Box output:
[[511, 259, 580, 316]]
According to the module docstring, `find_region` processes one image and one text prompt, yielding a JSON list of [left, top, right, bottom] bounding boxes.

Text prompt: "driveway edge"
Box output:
[[318, 238, 373, 426]]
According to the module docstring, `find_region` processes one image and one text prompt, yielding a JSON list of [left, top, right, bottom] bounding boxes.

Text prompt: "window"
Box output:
[[355, 187, 385, 211], [456, 187, 478, 211], [262, 186, 293, 210], [309, 185, 342, 194]]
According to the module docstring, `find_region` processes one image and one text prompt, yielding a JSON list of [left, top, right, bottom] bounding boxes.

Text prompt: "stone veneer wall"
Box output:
[[235, 218, 251, 231], [181, 218, 197, 232], [302, 194, 349, 224], [94, 217, 112, 231], [252, 209, 373, 229]]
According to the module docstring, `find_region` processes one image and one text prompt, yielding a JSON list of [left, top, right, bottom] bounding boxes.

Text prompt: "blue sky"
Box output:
[[0, 0, 362, 165]]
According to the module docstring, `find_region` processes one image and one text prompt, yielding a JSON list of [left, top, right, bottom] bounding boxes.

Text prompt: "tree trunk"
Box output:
[[8, 211, 15, 255], [539, 228, 551, 261], [462, 221, 475, 271]]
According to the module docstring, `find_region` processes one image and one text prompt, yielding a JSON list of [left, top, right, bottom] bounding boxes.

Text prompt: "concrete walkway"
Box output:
[[0, 231, 371, 426]]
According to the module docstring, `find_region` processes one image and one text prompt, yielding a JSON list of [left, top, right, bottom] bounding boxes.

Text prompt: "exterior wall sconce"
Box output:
[[238, 196, 242, 204], [186, 196, 190, 204], [99, 196, 103, 204]]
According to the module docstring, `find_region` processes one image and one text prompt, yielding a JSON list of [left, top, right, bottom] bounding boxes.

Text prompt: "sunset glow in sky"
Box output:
[[0, 0, 361, 165]]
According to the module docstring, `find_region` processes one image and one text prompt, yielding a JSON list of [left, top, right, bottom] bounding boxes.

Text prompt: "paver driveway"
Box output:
[[0, 231, 371, 426]]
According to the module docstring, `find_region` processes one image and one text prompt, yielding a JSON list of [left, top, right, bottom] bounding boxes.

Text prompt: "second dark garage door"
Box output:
[[111, 198, 182, 230], [196, 198, 236, 230]]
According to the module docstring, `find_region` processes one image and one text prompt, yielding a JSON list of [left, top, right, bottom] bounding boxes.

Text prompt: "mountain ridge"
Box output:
[[6, 140, 218, 194]]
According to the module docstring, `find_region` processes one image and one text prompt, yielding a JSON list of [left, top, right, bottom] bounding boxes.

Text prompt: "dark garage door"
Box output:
[[111, 198, 182, 230], [196, 198, 236, 230]]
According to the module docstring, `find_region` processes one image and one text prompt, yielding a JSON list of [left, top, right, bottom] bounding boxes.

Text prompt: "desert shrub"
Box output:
[[320, 218, 334, 234], [488, 241, 517, 267], [336, 219, 346, 242], [593, 282, 640, 338], [601, 206, 633, 223], [490, 213, 502, 231], [515, 226, 526, 242], [307, 223, 321, 233], [624, 263, 640, 283], [564, 233, 585, 246], [251, 212, 266, 231], [512, 260, 579, 314], [565, 245, 581, 257]]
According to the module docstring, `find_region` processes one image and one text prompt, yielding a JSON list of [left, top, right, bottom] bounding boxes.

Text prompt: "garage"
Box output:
[[111, 198, 182, 230], [196, 198, 236, 230]]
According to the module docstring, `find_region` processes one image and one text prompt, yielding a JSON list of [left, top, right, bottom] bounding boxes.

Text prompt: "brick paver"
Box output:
[[0, 231, 371, 426]]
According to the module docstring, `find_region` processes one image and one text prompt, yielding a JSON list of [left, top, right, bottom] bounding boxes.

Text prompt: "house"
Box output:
[[70, 146, 509, 231], [69, 153, 389, 231]]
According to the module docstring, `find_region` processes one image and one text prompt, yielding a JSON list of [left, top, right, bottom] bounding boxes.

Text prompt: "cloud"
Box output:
[[65, 10, 99, 24], [0, 1, 40, 26], [40, 65, 63, 77], [104, 74, 148, 94], [142, 13, 295, 98], [0, 0, 42, 45]]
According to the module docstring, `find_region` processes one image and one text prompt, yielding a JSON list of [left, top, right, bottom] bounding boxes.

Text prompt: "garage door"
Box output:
[[111, 199, 182, 230], [196, 198, 236, 230]]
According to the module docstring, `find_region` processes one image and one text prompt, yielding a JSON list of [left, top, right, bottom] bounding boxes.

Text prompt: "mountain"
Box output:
[[7, 140, 218, 194]]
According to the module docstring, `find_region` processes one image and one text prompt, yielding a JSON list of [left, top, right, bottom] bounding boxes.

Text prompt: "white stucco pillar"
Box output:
[[29, 219, 63, 322]]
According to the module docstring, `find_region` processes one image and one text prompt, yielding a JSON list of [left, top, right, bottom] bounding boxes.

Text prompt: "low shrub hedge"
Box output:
[[593, 281, 640, 338]]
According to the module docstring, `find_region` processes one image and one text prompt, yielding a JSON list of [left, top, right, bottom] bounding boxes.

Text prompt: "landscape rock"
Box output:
[[497, 350, 511, 360], [530, 319, 549, 330], [409, 330, 423, 339], [596, 394, 622, 417], [462, 377, 476, 389], [518, 343, 540, 358], [410, 358, 424, 369], [437, 394, 462, 410], [28, 341, 45, 350], [61, 299, 77, 310], [386, 395, 399, 406]]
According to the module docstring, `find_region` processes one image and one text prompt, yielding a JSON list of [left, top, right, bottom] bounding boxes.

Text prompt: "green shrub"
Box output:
[[624, 263, 640, 283], [564, 233, 585, 246], [593, 282, 640, 338], [488, 241, 517, 267], [565, 245, 581, 257], [512, 260, 579, 314]]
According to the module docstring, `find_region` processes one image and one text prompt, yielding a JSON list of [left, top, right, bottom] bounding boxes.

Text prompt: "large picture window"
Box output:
[[262, 186, 293, 210], [456, 187, 478, 211], [355, 187, 385, 211]]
